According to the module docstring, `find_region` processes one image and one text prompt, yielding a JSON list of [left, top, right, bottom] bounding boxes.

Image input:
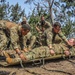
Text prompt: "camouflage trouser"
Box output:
[[52, 43, 69, 54], [20, 35, 36, 50], [23, 46, 75, 60], [1, 46, 75, 66], [23, 46, 50, 60]]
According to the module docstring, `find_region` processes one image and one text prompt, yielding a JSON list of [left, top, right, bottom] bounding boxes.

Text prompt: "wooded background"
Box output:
[[0, 0, 75, 38]]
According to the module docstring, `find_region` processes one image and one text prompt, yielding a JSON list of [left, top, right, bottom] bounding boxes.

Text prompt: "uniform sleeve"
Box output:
[[0, 31, 7, 49], [23, 35, 27, 49], [10, 27, 19, 50], [58, 31, 68, 43], [45, 21, 52, 29], [23, 32, 32, 49], [45, 30, 53, 46], [26, 32, 32, 39]]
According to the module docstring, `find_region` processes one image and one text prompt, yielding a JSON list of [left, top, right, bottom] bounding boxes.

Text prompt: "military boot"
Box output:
[[3, 51, 13, 64], [3, 51, 21, 65]]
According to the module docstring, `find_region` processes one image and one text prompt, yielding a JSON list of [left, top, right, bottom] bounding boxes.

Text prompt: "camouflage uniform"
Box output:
[[37, 21, 52, 32], [42, 28, 69, 54], [2, 46, 51, 65], [1, 45, 75, 66], [0, 22, 7, 50], [23, 46, 50, 60], [0, 30, 7, 50], [21, 17, 36, 49], [10, 25, 36, 50], [0, 20, 19, 50], [21, 46, 75, 61], [10, 25, 23, 50], [23, 32, 36, 49], [36, 21, 52, 46]]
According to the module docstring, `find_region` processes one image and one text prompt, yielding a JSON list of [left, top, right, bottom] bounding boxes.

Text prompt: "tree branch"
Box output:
[[51, 0, 54, 8]]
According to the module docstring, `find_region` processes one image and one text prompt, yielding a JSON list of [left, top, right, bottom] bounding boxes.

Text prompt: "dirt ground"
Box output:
[[0, 57, 75, 75]]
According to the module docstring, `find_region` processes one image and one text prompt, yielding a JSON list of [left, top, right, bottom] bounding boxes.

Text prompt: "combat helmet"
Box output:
[[22, 17, 26, 21]]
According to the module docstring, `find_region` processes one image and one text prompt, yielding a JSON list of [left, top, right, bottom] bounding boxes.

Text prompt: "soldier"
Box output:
[[68, 38, 75, 46], [36, 15, 52, 33], [21, 17, 36, 50], [0, 20, 19, 50], [64, 38, 75, 56], [2, 38, 75, 65], [0, 22, 7, 50], [23, 32, 36, 51], [21, 17, 29, 25], [41, 22, 73, 56], [9, 24, 31, 61], [36, 15, 52, 46], [2, 46, 50, 65]]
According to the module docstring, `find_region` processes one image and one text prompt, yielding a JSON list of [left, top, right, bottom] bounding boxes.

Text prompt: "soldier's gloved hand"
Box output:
[[50, 50, 55, 56], [19, 53, 26, 61]]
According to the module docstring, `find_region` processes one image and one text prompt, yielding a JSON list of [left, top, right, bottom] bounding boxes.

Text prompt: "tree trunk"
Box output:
[[48, 0, 54, 25]]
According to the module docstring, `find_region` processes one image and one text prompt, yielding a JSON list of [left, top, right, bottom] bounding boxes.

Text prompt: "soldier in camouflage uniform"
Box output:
[[2, 38, 75, 65], [0, 20, 19, 50], [9, 24, 31, 61], [23, 32, 36, 51], [36, 15, 52, 33], [40, 22, 73, 56], [0, 22, 7, 51], [2, 46, 50, 65], [21, 17, 29, 25], [36, 15, 52, 46], [21, 17, 36, 50]]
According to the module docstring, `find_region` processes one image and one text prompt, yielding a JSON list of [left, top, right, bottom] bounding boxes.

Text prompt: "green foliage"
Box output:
[[24, 0, 54, 24], [25, 0, 75, 37], [0, 1, 25, 23], [29, 13, 40, 36], [62, 19, 75, 38], [0, 0, 75, 38], [0, 0, 10, 20], [62, 23, 71, 37], [28, 7, 50, 36], [10, 3, 25, 23]]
